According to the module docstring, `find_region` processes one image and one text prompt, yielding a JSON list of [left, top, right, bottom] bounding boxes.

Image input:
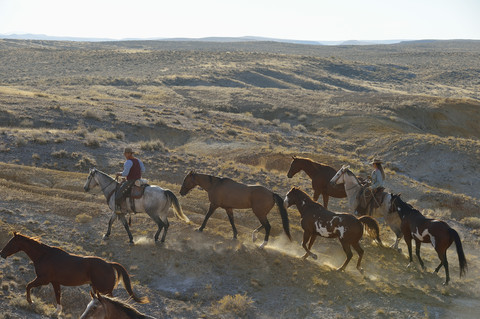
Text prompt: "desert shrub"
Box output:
[[76, 155, 97, 169], [461, 217, 480, 229], [82, 109, 101, 120], [51, 149, 69, 158], [33, 136, 49, 145], [75, 213, 92, 224], [32, 153, 40, 161], [140, 140, 166, 152], [84, 136, 100, 148], [210, 293, 254, 317], [19, 119, 34, 127], [15, 137, 27, 147]]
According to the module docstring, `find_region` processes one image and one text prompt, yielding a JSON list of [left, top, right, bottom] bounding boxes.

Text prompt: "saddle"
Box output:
[[356, 186, 386, 216], [128, 180, 149, 213]]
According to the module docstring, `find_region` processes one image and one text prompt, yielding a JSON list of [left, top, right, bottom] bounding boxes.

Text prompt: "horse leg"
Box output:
[[225, 208, 238, 239], [435, 250, 450, 285], [301, 231, 317, 260], [25, 277, 48, 303], [198, 204, 218, 232], [159, 219, 169, 243], [103, 211, 117, 240], [258, 218, 271, 249], [405, 236, 414, 268], [252, 225, 264, 242], [415, 240, 425, 270], [313, 189, 320, 202], [338, 241, 353, 271], [322, 193, 329, 209], [352, 242, 364, 274], [51, 282, 63, 315], [118, 214, 134, 243]]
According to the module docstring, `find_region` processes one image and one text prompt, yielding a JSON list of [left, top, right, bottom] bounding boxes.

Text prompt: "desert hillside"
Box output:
[[0, 39, 479, 318]]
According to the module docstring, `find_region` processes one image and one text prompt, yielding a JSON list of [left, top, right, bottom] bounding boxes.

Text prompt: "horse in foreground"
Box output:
[[286, 156, 347, 208], [330, 165, 403, 249], [84, 168, 190, 243], [284, 187, 382, 273], [80, 292, 156, 319], [0, 233, 148, 315], [390, 194, 467, 285], [180, 171, 291, 248]]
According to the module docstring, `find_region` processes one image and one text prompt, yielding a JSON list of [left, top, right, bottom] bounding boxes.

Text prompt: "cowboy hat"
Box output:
[[123, 147, 134, 154]]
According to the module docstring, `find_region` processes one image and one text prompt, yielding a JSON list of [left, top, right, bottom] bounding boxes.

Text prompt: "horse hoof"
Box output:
[[129, 240, 134, 244], [311, 254, 318, 260], [196, 228, 203, 233], [358, 268, 364, 275], [102, 235, 110, 240]]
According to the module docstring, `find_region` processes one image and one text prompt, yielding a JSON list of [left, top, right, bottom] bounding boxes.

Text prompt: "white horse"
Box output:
[[329, 165, 402, 249], [84, 168, 190, 243]]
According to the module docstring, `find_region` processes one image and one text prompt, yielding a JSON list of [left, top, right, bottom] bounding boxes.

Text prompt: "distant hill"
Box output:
[[0, 33, 408, 45]]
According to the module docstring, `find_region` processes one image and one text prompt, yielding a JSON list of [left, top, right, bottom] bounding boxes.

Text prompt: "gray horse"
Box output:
[[330, 165, 403, 250], [84, 168, 190, 243]]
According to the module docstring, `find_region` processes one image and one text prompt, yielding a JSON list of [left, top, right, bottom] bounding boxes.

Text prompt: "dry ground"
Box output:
[[0, 39, 479, 318]]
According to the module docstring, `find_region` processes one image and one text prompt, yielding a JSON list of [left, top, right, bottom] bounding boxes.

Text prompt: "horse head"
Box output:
[[287, 156, 301, 178], [284, 187, 308, 208], [84, 168, 98, 192], [179, 171, 197, 196], [330, 165, 349, 186], [0, 232, 22, 259]]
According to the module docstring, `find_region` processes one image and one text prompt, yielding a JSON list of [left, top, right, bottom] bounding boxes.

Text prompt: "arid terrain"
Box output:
[[0, 38, 479, 318]]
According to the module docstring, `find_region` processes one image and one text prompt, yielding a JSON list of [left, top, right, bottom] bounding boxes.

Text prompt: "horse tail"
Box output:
[[165, 189, 190, 223], [111, 262, 149, 304], [449, 228, 467, 277], [273, 193, 291, 240], [358, 216, 383, 246]]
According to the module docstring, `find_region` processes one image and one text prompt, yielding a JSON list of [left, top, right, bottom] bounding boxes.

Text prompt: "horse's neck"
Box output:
[[195, 174, 217, 191], [19, 239, 47, 262], [96, 172, 118, 198], [299, 160, 320, 178], [343, 175, 362, 210]]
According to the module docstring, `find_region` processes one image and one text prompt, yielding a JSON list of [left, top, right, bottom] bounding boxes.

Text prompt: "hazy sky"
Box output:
[[0, 0, 479, 41]]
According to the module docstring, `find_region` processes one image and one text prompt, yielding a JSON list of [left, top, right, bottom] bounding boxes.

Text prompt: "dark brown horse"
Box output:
[[179, 171, 291, 248], [390, 194, 467, 285], [284, 187, 382, 273], [0, 233, 148, 315], [287, 156, 347, 208]]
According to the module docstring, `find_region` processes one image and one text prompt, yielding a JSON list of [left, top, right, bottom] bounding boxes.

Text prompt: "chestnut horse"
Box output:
[[284, 187, 382, 273], [390, 194, 467, 285], [0, 233, 148, 315], [180, 171, 291, 248], [287, 156, 347, 208], [80, 292, 156, 319]]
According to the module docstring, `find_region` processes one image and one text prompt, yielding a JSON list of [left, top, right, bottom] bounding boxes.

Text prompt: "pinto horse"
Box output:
[[80, 292, 156, 319], [286, 156, 347, 208], [84, 168, 190, 243], [390, 194, 467, 285], [330, 165, 403, 249], [0, 233, 148, 315], [180, 171, 291, 248], [284, 187, 382, 273]]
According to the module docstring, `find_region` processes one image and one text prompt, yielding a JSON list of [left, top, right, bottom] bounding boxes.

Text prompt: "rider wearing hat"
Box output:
[[359, 157, 386, 215], [115, 147, 145, 212]]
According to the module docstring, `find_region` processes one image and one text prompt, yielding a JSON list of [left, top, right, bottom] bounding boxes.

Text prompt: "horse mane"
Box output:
[[394, 195, 422, 215], [344, 168, 363, 186], [93, 168, 115, 180], [100, 295, 147, 318], [293, 156, 331, 169]]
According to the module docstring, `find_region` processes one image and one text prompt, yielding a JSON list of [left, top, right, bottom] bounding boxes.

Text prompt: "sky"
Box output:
[[0, 0, 479, 41]]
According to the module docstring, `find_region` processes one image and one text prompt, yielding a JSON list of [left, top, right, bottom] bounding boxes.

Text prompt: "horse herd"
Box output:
[[0, 156, 468, 317]]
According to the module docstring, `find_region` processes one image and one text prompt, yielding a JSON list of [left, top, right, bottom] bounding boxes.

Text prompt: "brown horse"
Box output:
[[0, 233, 148, 315], [179, 171, 291, 248], [287, 156, 347, 208], [284, 187, 382, 273], [80, 292, 156, 319], [390, 194, 467, 285]]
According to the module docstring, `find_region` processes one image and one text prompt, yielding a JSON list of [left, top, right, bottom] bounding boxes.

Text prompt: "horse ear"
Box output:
[[292, 155, 297, 159]]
